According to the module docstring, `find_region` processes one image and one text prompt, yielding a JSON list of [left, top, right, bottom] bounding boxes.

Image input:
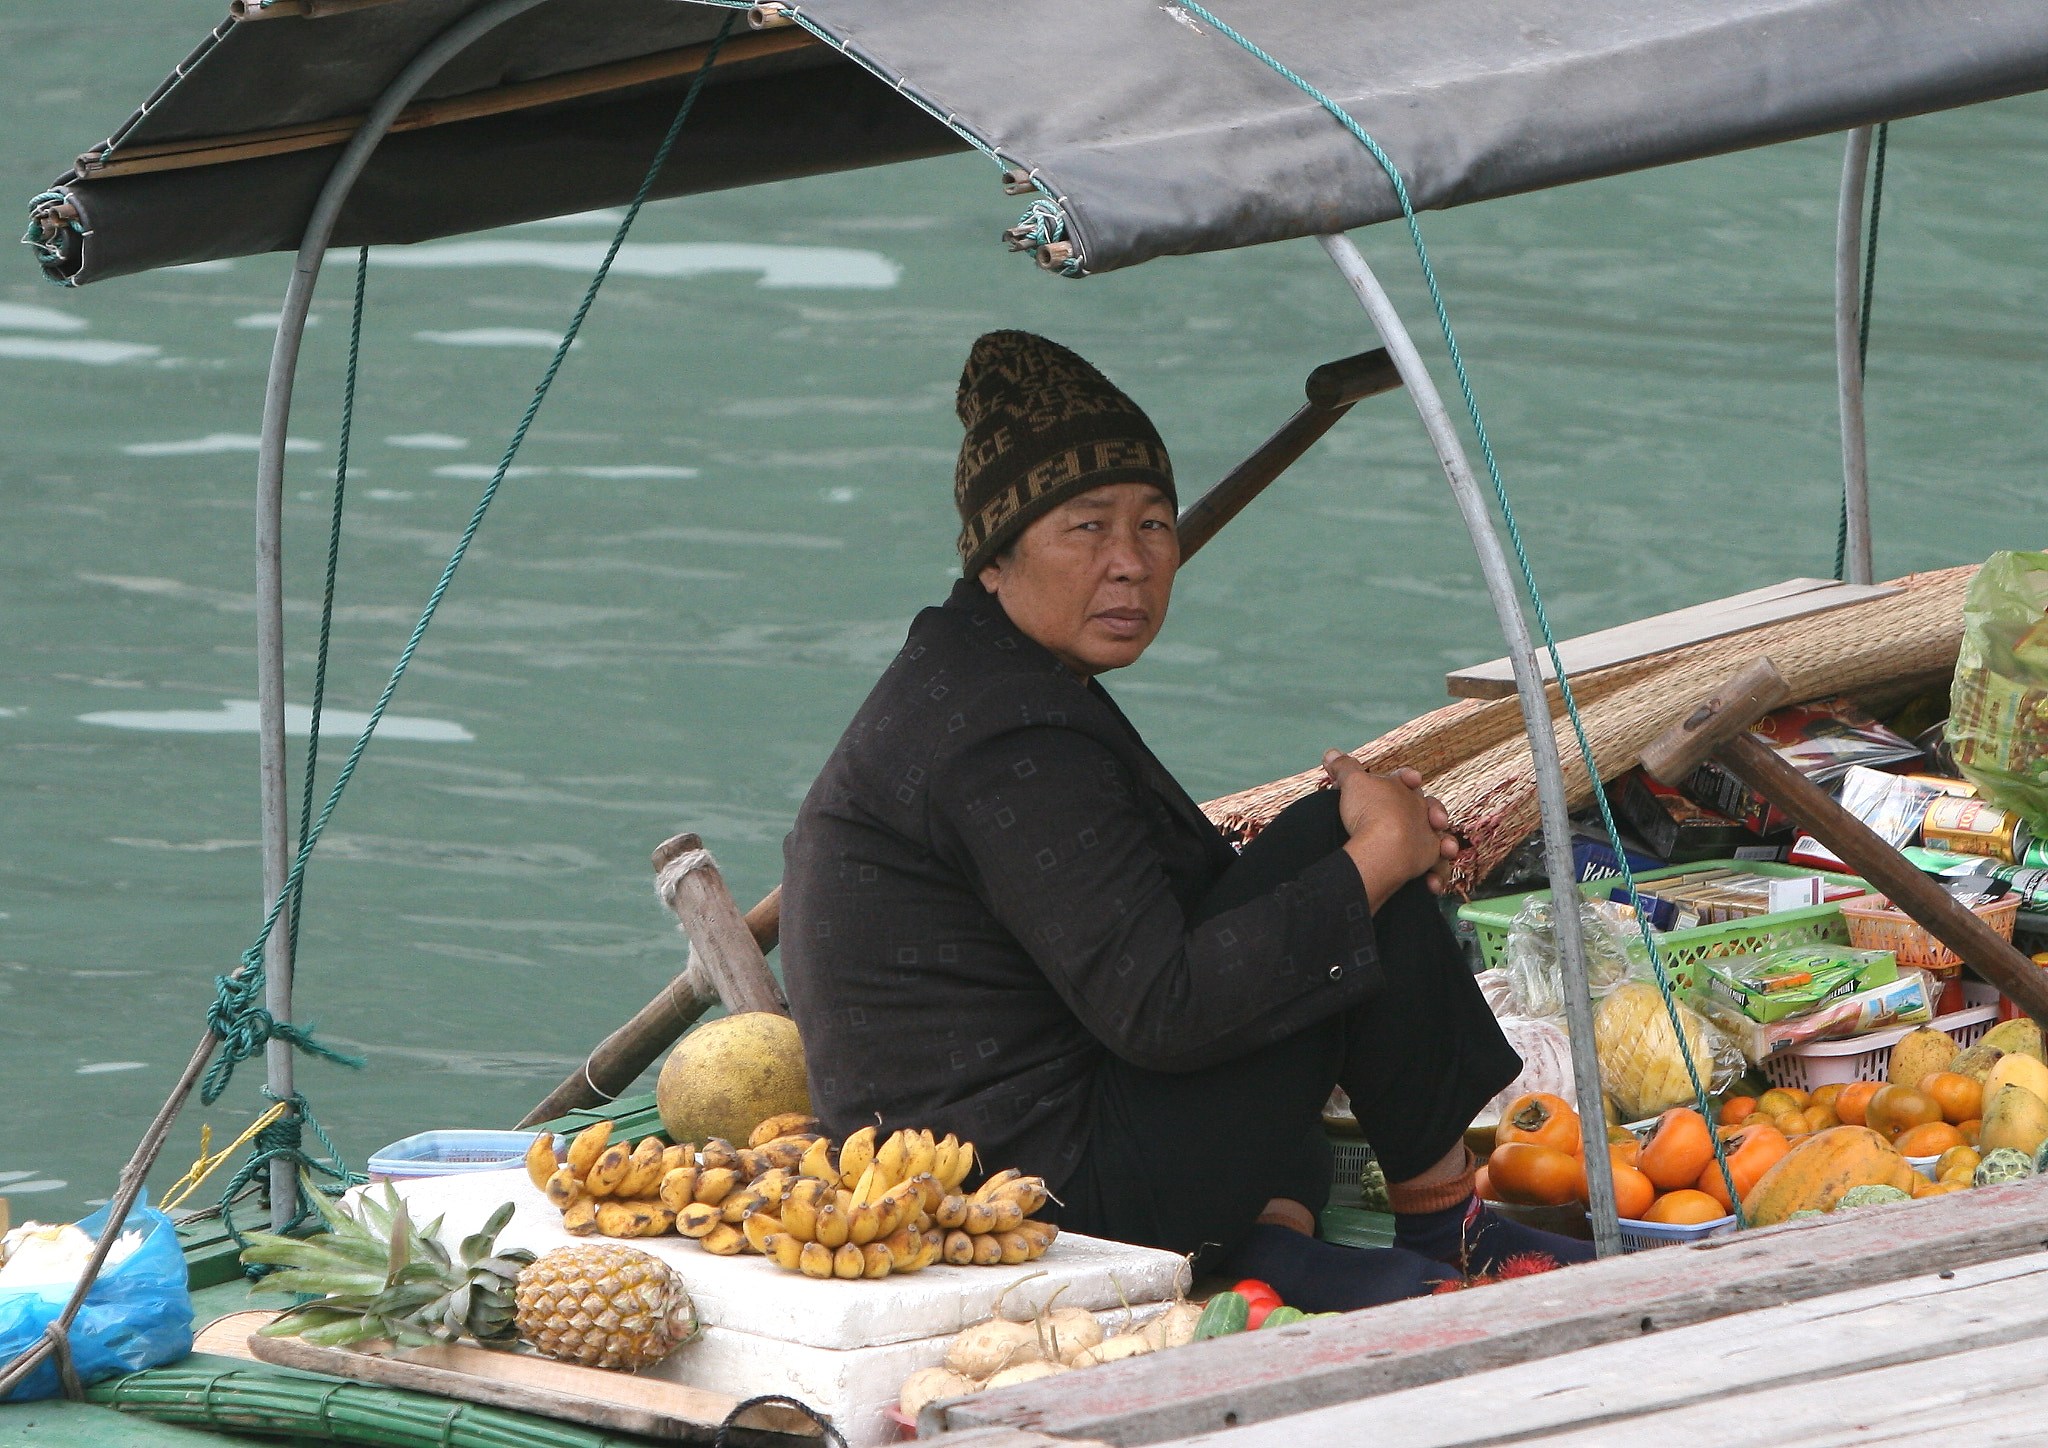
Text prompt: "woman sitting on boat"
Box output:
[[779, 331, 1590, 1306]]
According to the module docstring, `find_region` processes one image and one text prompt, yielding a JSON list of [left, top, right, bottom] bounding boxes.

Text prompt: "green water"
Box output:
[[2, 3, 2044, 1222]]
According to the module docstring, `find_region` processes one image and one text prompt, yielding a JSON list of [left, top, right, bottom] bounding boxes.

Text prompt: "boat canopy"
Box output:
[[28, 0, 2048, 285]]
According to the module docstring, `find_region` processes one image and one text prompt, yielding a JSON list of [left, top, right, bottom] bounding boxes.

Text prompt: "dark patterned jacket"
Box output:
[[779, 579, 1380, 1188]]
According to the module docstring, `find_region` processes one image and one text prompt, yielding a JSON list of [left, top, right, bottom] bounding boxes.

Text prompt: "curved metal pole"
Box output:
[[252, 0, 552, 1229], [1317, 233, 1622, 1259], [1834, 127, 1875, 586]]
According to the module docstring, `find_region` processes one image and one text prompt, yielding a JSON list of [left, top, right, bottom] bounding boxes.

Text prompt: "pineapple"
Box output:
[[242, 1184, 534, 1350], [513, 1242, 699, 1370]]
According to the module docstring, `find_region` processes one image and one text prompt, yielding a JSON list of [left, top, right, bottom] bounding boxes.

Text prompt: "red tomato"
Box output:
[[1231, 1278, 1281, 1305], [1244, 1297, 1277, 1329]]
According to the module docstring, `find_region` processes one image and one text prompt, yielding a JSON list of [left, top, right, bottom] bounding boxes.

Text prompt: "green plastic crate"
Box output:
[[1460, 859, 1869, 992]]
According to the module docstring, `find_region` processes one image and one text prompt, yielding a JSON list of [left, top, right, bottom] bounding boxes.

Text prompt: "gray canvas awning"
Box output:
[[27, 0, 2048, 286]]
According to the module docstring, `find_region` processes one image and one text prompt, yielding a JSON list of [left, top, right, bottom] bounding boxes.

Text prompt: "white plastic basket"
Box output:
[[1757, 983, 1999, 1092], [1615, 1213, 1737, 1252]]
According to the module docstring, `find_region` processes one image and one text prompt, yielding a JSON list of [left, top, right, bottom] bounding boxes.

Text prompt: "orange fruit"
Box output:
[[1935, 1145, 1981, 1181], [1639, 1108, 1716, 1191], [1756, 1087, 1809, 1116], [1718, 1096, 1759, 1126], [1695, 1123, 1790, 1211], [1913, 1180, 1969, 1198], [1643, 1188, 1726, 1225], [1487, 1143, 1587, 1207], [1893, 1122, 1966, 1158], [1916, 1072, 1984, 1126], [1835, 1081, 1883, 1126], [1611, 1164, 1656, 1220], [1775, 1110, 1812, 1137], [1496, 1093, 1582, 1156], [1866, 1085, 1943, 1141], [1475, 1164, 1494, 1200], [1959, 1119, 1982, 1147], [1609, 1137, 1641, 1172], [1804, 1105, 1841, 1132], [1809, 1083, 1847, 1114]]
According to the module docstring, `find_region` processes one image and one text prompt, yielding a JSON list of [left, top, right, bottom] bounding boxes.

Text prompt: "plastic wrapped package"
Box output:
[[1501, 894, 1637, 1023], [1592, 980, 1744, 1122], [1949, 551, 2048, 831], [1472, 1014, 1578, 1126], [0, 1196, 192, 1402]]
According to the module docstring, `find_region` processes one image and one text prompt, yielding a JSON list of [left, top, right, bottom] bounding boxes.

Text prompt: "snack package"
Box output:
[[1702, 945, 1898, 1024], [1593, 980, 1744, 1121], [1708, 970, 1938, 1061], [1948, 550, 2048, 831], [1686, 696, 1922, 836], [1904, 847, 2048, 910], [1788, 766, 1977, 869]]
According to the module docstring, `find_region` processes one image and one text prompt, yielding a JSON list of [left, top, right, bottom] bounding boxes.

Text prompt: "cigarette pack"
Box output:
[[1609, 769, 1751, 862]]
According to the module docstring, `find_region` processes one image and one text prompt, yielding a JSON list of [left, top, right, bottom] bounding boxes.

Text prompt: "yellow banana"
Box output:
[[961, 1201, 997, 1236], [699, 1139, 740, 1171], [904, 1130, 937, 1182], [766, 1232, 804, 1272], [525, 1134, 561, 1192], [693, 1167, 740, 1205], [742, 1211, 784, 1254], [565, 1121, 611, 1176], [562, 1199, 599, 1236], [658, 1167, 700, 1213], [849, 1164, 879, 1210], [597, 1200, 669, 1238], [660, 1143, 693, 1174], [815, 1202, 849, 1249], [910, 1173, 941, 1214], [986, 1200, 1024, 1233], [833, 1243, 864, 1279], [930, 1135, 958, 1188], [935, 1195, 969, 1230], [942, 1229, 975, 1265], [971, 1232, 1004, 1266], [798, 1136, 836, 1181], [749, 1168, 794, 1205], [799, 1241, 834, 1278], [913, 1232, 942, 1270], [585, 1143, 632, 1198], [939, 1139, 976, 1191], [874, 1131, 909, 1190], [618, 1138, 667, 1199], [838, 1126, 877, 1189], [761, 1137, 811, 1172], [971, 1168, 1022, 1204], [848, 1202, 881, 1246], [990, 1178, 1049, 1216], [722, 1185, 771, 1224], [995, 1230, 1032, 1265], [881, 1225, 921, 1271], [544, 1165, 585, 1211], [702, 1223, 746, 1256], [675, 1202, 723, 1238], [749, 1112, 820, 1148], [861, 1242, 894, 1279], [780, 1181, 822, 1242]]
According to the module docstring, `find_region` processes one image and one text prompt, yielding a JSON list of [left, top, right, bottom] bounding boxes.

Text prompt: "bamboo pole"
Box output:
[[1834, 127, 1876, 586], [77, 28, 815, 180]]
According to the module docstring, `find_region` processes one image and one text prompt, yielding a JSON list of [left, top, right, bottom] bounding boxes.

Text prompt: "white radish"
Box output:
[[898, 1367, 981, 1418], [985, 1361, 1068, 1390], [943, 1319, 1040, 1378], [1072, 1333, 1155, 1367]]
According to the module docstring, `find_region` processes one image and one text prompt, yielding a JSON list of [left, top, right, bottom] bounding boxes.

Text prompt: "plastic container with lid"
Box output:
[[366, 1129, 552, 1182]]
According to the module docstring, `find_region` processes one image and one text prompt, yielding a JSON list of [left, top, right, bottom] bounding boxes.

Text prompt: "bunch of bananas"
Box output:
[[525, 1113, 1058, 1281]]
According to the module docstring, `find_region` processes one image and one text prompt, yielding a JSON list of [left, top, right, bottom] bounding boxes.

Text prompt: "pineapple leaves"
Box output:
[[462, 1202, 517, 1268]]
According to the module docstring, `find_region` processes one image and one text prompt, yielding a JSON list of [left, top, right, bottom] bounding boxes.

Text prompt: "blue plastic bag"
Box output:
[[0, 1193, 193, 1401]]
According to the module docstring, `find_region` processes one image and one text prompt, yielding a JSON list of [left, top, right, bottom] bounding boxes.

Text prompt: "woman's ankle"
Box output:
[[1384, 1144, 1476, 1216], [1255, 1198, 1317, 1236]]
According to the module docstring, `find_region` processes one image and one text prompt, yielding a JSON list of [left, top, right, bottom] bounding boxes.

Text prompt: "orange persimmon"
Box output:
[[1718, 1096, 1759, 1126], [1866, 1085, 1943, 1141], [1694, 1122, 1791, 1211], [1487, 1143, 1587, 1206], [1916, 1072, 1983, 1126], [1611, 1164, 1656, 1220], [1639, 1108, 1715, 1191], [1809, 1083, 1847, 1114], [1495, 1092, 1582, 1156], [1609, 1136, 1641, 1172], [1643, 1188, 1726, 1225], [1834, 1081, 1883, 1127], [1893, 1121, 1966, 1158]]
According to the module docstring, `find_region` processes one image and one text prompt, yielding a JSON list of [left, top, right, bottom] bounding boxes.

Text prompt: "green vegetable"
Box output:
[[1259, 1306, 1308, 1329], [1191, 1292, 1250, 1340], [1835, 1184, 1912, 1209]]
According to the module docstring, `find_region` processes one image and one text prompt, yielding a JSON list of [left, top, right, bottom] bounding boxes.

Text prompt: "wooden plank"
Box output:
[[244, 1323, 820, 1441], [1443, 578, 1902, 699], [190, 1310, 275, 1359], [652, 833, 787, 1017], [937, 1177, 2048, 1445], [1152, 1253, 2048, 1448]]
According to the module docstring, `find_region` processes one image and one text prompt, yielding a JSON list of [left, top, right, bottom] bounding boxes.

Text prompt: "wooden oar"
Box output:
[[1640, 657, 2048, 1024]]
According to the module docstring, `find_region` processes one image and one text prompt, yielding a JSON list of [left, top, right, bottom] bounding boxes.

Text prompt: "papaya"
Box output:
[[1984, 1053, 2048, 1110], [1887, 1026, 1958, 1087], [1978, 1083, 2048, 1159], [1741, 1126, 1919, 1226]]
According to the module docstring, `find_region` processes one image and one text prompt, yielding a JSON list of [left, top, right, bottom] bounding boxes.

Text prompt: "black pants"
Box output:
[[1053, 790, 1520, 1264]]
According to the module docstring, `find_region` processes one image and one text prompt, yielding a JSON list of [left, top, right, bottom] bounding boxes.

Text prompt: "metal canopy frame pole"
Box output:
[[1317, 233, 1622, 1258], [1834, 126, 1875, 586], [250, 0, 552, 1230]]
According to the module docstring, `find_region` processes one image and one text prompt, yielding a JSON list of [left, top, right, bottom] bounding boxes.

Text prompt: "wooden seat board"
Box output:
[[1153, 1251, 2048, 1448], [1444, 578, 1902, 699]]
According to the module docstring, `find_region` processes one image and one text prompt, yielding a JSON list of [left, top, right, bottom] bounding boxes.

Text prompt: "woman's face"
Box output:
[[977, 482, 1179, 676]]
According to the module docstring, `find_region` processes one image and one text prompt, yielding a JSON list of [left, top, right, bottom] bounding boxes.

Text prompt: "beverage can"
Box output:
[[1921, 796, 2031, 864]]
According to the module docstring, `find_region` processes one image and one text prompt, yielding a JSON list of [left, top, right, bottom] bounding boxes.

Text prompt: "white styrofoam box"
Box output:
[[385, 1168, 1186, 1351]]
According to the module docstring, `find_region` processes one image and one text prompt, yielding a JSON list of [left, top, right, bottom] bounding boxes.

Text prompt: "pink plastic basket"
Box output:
[[1759, 983, 1999, 1091]]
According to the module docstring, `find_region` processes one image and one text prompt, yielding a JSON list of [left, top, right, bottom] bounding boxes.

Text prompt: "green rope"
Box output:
[[201, 16, 738, 1126], [289, 245, 368, 960], [1835, 122, 1888, 581], [1177, 0, 1742, 1223], [217, 1090, 364, 1270]]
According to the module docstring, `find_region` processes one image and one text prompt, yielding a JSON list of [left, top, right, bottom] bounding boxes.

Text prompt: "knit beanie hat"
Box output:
[[953, 331, 1175, 575]]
